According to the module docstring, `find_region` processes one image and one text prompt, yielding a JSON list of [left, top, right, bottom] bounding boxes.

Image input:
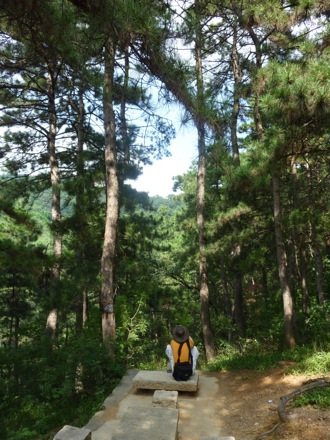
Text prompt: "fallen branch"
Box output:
[[255, 377, 330, 440]]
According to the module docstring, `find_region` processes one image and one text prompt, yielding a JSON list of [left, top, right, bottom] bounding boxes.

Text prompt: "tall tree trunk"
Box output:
[[222, 272, 233, 343], [75, 86, 88, 331], [291, 157, 310, 318], [45, 66, 61, 339], [233, 267, 246, 336], [313, 241, 325, 305], [306, 161, 325, 305], [272, 170, 296, 348], [9, 282, 19, 349], [100, 35, 118, 354], [121, 45, 130, 165], [299, 247, 310, 317], [248, 24, 296, 345], [196, 129, 215, 360], [230, 18, 241, 166], [230, 20, 245, 336], [261, 266, 269, 305], [234, 4, 296, 346], [195, 0, 215, 361], [73, 89, 88, 391]]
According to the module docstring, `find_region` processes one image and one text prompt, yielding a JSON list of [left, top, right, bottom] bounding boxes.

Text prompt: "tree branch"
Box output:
[[255, 377, 330, 440]]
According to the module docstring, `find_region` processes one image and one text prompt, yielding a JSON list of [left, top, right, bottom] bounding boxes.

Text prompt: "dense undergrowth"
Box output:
[[1, 337, 126, 440]]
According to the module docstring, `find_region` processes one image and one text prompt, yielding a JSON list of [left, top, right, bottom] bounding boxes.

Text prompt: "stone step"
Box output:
[[112, 405, 179, 440], [53, 425, 92, 440], [152, 389, 178, 408], [132, 370, 199, 392]]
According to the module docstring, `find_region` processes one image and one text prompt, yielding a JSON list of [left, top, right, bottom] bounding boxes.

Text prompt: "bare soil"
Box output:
[[206, 362, 330, 440]]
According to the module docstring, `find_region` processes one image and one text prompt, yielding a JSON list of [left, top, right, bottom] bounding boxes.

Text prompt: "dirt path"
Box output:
[[210, 364, 330, 440]]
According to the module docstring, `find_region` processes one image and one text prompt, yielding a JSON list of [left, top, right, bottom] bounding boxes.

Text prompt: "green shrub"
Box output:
[[302, 302, 330, 344]]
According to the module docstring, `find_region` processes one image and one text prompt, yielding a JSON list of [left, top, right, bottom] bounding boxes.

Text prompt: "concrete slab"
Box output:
[[152, 390, 178, 408], [53, 425, 91, 440], [112, 405, 179, 440], [132, 370, 199, 392]]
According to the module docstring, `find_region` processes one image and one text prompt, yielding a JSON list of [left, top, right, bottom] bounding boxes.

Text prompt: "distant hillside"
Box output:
[[150, 194, 184, 213]]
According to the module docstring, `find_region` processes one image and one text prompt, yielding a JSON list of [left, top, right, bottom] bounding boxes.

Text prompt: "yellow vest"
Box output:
[[170, 337, 194, 364]]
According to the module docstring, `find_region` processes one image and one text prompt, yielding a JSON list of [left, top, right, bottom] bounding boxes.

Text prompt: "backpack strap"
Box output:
[[177, 338, 192, 364]]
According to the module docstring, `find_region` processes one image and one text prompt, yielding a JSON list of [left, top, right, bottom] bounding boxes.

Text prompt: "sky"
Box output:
[[128, 122, 198, 198]]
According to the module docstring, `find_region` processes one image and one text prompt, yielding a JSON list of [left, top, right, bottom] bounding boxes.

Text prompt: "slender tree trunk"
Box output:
[[75, 86, 88, 331], [306, 162, 325, 305], [100, 35, 118, 353], [261, 267, 269, 305], [121, 45, 130, 165], [230, 20, 245, 336], [253, 43, 295, 346], [300, 247, 310, 317], [233, 270, 246, 337], [230, 19, 241, 166], [9, 282, 19, 349], [45, 66, 61, 339], [235, 7, 296, 346], [195, 0, 215, 361], [222, 269, 233, 342], [291, 157, 310, 318], [73, 89, 88, 391], [272, 170, 296, 348], [313, 242, 325, 305], [196, 131, 215, 360]]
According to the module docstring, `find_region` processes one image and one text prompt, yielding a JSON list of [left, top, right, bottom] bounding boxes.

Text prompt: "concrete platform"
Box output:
[[112, 405, 179, 440], [132, 370, 199, 392]]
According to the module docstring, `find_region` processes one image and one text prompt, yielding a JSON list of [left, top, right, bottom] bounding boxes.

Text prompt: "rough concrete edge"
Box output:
[[83, 369, 138, 432], [53, 425, 92, 440], [102, 369, 138, 408], [201, 437, 236, 440]]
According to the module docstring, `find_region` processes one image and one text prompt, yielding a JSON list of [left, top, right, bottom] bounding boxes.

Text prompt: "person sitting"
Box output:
[[165, 325, 199, 381]]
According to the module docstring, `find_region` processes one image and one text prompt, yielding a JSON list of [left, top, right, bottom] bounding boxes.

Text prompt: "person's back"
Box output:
[[170, 336, 194, 363], [165, 325, 199, 381]]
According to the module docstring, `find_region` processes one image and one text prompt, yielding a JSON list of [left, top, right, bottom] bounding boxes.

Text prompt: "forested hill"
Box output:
[[29, 188, 182, 223], [1, 0, 330, 438], [29, 187, 183, 242], [150, 194, 184, 212]]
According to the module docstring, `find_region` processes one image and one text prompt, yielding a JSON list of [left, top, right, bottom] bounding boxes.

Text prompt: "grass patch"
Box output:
[[206, 342, 330, 374], [285, 350, 330, 376], [206, 340, 286, 371], [292, 386, 330, 409]]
